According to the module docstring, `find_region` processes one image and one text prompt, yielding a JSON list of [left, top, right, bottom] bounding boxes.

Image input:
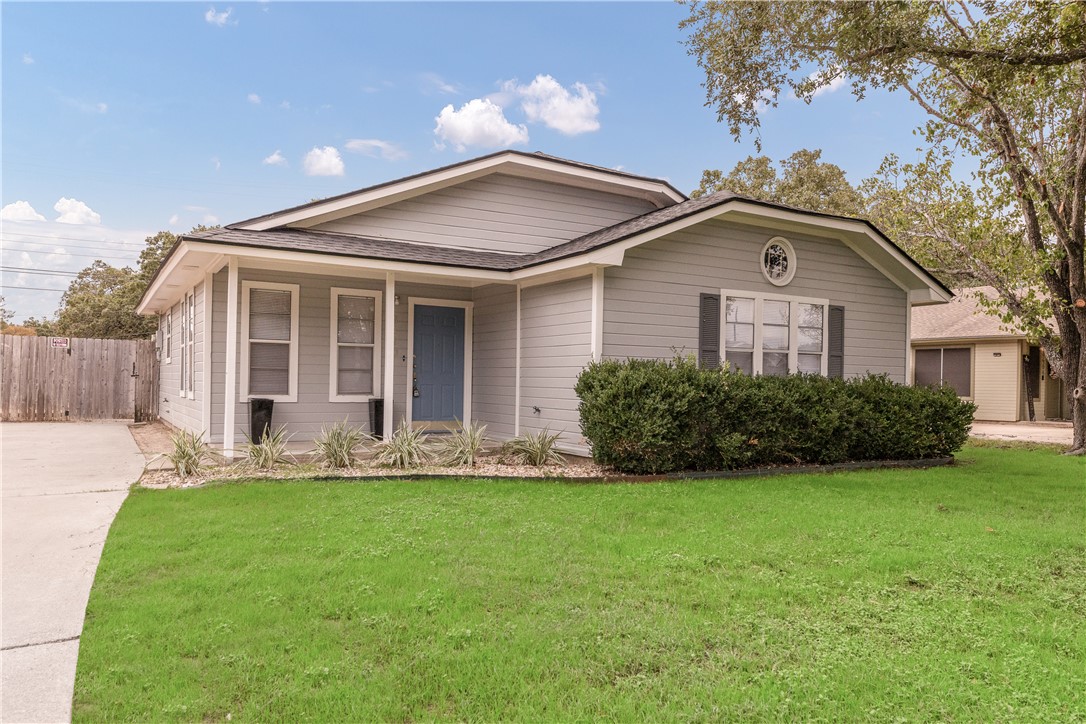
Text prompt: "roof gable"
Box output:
[[232, 150, 685, 232]]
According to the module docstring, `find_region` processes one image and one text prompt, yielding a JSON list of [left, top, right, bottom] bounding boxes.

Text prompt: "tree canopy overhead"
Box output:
[[681, 0, 1086, 452], [692, 148, 866, 217]]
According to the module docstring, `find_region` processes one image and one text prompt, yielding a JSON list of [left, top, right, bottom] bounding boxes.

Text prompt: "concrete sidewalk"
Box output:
[[970, 420, 1074, 445], [1, 421, 146, 723]]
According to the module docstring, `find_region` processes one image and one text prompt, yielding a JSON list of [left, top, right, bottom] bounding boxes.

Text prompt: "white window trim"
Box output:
[[721, 289, 829, 376], [405, 297, 473, 428], [240, 280, 300, 403], [328, 287, 383, 403], [180, 289, 196, 399], [761, 236, 797, 287], [164, 309, 172, 364]]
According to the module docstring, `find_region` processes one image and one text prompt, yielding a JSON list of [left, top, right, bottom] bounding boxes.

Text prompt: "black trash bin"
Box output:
[[250, 398, 274, 442], [369, 398, 384, 440]]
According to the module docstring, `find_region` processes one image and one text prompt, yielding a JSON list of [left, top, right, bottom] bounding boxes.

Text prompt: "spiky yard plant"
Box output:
[[373, 422, 431, 469], [162, 429, 217, 479], [435, 419, 489, 467], [241, 425, 294, 471], [313, 419, 371, 469], [502, 428, 565, 467]]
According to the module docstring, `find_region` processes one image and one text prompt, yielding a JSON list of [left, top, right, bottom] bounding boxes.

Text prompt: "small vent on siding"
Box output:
[[699, 293, 721, 370], [828, 305, 845, 379]]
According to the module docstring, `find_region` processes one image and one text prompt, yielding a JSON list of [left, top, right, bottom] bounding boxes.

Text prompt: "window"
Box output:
[[722, 291, 828, 376], [179, 290, 195, 398], [915, 347, 971, 397], [241, 282, 299, 402], [329, 288, 382, 402], [163, 309, 172, 363], [761, 236, 797, 286]]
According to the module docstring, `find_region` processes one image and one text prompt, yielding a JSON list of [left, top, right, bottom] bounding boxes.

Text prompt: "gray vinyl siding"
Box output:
[[309, 174, 657, 255], [603, 218, 909, 381], [519, 275, 593, 454], [159, 281, 205, 434], [471, 284, 517, 439], [209, 269, 475, 445]]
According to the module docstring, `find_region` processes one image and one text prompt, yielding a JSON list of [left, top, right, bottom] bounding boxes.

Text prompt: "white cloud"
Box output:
[[212, 157, 221, 171], [303, 146, 345, 176], [504, 74, 600, 135], [205, 6, 234, 26], [434, 99, 529, 152], [279, 100, 291, 110], [61, 97, 108, 114], [168, 214, 180, 225], [344, 139, 408, 161], [421, 72, 461, 95], [811, 73, 846, 98], [247, 92, 261, 104], [203, 214, 219, 225], [22, 53, 34, 65], [734, 89, 774, 115], [263, 149, 287, 166], [1, 201, 46, 222], [53, 198, 101, 225], [0, 220, 150, 320]]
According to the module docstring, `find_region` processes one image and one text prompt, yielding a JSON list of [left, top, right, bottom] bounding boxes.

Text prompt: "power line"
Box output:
[[2, 248, 138, 262], [4, 238, 145, 254], [1, 286, 66, 293], [2, 266, 79, 276], [2, 231, 147, 246]]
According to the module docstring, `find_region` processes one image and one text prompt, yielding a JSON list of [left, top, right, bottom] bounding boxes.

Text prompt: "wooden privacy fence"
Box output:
[[1, 336, 159, 422]]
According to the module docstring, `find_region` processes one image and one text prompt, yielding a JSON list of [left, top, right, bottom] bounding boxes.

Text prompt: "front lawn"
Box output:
[[75, 446, 1085, 721]]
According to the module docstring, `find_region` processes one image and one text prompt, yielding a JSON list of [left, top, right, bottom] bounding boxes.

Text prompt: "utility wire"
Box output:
[[2, 231, 148, 246], [1, 267, 79, 277], [1, 286, 66, 293], [2, 248, 139, 262]]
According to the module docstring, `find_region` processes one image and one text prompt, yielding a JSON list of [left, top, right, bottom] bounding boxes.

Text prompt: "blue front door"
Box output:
[[412, 305, 465, 422]]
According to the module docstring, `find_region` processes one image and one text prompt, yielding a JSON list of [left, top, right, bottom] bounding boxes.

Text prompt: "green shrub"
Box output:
[[435, 419, 489, 467], [373, 423, 431, 468], [313, 419, 371, 469], [161, 429, 217, 479], [501, 428, 565, 467], [575, 357, 976, 474], [242, 426, 294, 471]]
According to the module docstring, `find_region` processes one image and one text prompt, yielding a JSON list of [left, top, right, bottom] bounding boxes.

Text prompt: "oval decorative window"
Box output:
[[761, 237, 796, 286]]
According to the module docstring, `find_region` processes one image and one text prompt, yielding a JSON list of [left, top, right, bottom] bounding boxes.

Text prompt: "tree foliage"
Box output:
[[681, 0, 1086, 452], [693, 148, 866, 216], [34, 229, 186, 340]]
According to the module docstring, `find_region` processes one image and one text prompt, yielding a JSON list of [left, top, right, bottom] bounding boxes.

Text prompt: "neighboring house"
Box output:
[[137, 151, 951, 456], [911, 286, 1070, 422]]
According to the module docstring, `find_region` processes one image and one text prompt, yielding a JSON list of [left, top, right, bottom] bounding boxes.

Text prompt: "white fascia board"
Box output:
[[137, 240, 191, 316], [239, 153, 682, 231]]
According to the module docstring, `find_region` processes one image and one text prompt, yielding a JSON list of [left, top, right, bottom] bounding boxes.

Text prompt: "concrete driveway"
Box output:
[[1, 422, 146, 723], [970, 421, 1074, 445]]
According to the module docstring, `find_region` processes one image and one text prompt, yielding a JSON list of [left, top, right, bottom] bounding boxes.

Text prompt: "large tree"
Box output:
[[681, 0, 1086, 452], [38, 230, 183, 340], [693, 148, 866, 216]]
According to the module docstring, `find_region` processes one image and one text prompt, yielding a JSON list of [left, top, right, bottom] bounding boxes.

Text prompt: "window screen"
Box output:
[[941, 348, 971, 397], [248, 288, 293, 396], [915, 347, 970, 397], [335, 294, 377, 396]]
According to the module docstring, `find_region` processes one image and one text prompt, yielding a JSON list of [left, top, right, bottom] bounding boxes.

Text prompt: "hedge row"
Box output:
[[574, 357, 976, 474]]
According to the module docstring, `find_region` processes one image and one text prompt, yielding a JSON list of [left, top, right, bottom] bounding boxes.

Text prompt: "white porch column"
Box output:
[[223, 257, 239, 459], [383, 272, 396, 437], [591, 267, 604, 361], [514, 283, 521, 436], [200, 270, 214, 440]]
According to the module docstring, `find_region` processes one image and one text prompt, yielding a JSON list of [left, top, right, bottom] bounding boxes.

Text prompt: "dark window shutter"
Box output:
[[828, 305, 845, 379], [699, 293, 721, 369]]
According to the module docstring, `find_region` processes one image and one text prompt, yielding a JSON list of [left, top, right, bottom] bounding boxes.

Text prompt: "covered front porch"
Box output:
[[148, 245, 600, 458]]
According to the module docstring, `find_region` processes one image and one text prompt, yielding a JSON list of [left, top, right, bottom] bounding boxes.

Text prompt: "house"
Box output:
[[911, 286, 1070, 422], [137, 151, 952, 457]]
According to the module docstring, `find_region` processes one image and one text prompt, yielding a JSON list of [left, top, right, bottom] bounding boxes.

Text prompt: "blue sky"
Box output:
[[2, 2, 932, 321]]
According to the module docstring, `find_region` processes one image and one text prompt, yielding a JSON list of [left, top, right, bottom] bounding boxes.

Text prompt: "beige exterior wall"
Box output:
[[971, 340, 1021, 421]]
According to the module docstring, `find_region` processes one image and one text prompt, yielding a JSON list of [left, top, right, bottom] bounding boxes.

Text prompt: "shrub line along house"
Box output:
[[137, 151, 952, 457]]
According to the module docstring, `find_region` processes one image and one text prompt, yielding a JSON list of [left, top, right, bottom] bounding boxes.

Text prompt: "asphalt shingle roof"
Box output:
[[911, 287, 1029, 340]]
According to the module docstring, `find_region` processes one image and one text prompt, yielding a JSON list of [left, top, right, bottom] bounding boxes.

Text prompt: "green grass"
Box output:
[[75, 446, 1085, 722]]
